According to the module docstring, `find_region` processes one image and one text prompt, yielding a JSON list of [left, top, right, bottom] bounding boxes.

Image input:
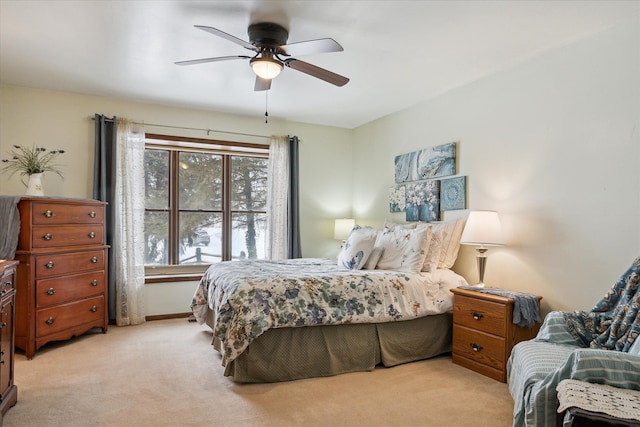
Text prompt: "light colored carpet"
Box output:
[[4, 318, 515, 426]]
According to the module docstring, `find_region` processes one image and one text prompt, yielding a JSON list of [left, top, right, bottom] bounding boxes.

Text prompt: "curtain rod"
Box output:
[[90, 116, 271, 140]]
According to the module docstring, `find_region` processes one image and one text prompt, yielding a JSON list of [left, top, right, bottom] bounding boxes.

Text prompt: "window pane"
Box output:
[[232, 213, 267, 260], [144, 211, 169, 265], [230, 156, 268, 210], [179, 212, 222, 265], [144, 149, 169, 209], [179, 152, 222, 210]]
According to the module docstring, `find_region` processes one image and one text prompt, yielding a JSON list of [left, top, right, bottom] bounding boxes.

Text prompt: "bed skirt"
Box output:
[[207, 312, 453, 383]]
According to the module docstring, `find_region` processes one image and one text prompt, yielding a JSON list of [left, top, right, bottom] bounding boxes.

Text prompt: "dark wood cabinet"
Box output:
[[0, 260, 18, 421], [14, 198, 108, 359]]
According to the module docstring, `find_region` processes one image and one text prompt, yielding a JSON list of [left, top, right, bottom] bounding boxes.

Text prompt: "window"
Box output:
[[144, 134, 269, 276]]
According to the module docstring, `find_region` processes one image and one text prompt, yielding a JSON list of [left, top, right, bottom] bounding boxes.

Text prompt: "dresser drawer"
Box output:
[[453, 294, 507, 336], [36, 295, 104, 337], [453, 324, 506, 370], [36, 270, 106, 308], [31, 202, 104, 225], [35, 249, 106, 278], [31, 225, 104, 248]]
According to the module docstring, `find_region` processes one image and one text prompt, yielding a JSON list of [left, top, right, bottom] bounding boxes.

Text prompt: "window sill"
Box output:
[[145, 274, 203, 284]]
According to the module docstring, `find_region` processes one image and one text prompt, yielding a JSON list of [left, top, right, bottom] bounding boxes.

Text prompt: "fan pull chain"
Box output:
[[265, 91, 269, 124]]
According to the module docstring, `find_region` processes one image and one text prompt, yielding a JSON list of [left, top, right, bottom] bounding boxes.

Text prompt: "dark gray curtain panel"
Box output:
[[288, 136, 301, 258], [93, 114, 117, 322]]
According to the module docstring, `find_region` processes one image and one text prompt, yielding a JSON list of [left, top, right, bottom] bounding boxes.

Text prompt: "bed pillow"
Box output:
[[383, 219, 418, 231], [337, 226, 378, 270], [374, 226, 432, 272], [429, 218, 465, 269]]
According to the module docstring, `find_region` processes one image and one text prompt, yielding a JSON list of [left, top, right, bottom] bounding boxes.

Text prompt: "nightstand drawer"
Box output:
[[453, 294, 507, 336], [453, 324, 506, 370]]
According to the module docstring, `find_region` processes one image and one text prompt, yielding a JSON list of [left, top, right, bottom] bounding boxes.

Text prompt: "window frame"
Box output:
[[144, 133, 269, 279]]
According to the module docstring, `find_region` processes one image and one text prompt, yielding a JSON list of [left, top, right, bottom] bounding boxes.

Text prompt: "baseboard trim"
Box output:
[[145, 312, 192, 322]]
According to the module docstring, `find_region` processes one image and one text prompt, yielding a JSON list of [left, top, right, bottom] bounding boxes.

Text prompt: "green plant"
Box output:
[[1, 144, 65, 180]]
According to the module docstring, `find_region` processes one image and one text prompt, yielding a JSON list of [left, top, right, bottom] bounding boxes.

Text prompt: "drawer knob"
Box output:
[[91, 280, 99, 287], [2, 281, 10, 287], [90, 305, 98, 313], [45, 317, 56, 325], [46, 288, 56, 295], [0, 322, 5, 329], [45, 261, 55, 269], [90, 256, 99, 263], [44, 209, 54, 218], [472, 311, 484, 320], [89, 211, 96, 218], [88, 231, 96, 238], [470, 343, 483, 352], [43, 233, 53, 241]]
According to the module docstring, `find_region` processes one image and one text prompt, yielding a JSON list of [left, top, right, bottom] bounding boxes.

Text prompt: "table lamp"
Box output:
[[460, 210, 505, 287], [334, 218, 355, 247]]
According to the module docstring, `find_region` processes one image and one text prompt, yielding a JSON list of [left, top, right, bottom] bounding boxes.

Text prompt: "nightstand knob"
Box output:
[[470, 343, 483, 352], [472, 311, 484, 320]]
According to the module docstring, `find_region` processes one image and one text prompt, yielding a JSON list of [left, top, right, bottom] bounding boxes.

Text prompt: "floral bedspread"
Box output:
[[191, 258, 467, 365]]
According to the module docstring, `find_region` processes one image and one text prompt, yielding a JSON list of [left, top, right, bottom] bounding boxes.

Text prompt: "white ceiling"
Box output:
[[1, 1, 637, 129]]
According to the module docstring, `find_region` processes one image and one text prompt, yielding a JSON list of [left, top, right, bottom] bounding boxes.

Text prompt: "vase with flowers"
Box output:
[[1, 145, 65, 196]]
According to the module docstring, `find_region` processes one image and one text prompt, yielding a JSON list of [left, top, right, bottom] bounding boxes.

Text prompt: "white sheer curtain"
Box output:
[[266, 135, 289, 260], [114, 119, 146, 325]]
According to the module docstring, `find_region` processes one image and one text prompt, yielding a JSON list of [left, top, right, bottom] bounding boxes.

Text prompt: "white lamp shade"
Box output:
[[460, 211, 505, 246], [334, 218, 355, 240]]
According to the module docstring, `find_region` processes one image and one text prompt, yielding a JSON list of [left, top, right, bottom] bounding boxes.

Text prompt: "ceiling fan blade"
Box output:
[[281, 38, 343, 56], [175, 55, 250, 66], [284, 59, 349, 87], [194, 25, 257, 52], [254, 77, 272, 92]]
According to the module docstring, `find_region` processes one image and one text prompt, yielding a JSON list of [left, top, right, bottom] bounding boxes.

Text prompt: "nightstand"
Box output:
[[450, 287, 541, 382]]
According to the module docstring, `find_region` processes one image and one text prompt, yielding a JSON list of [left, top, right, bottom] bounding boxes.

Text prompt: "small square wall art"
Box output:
[[440, 176, 467, 211], [405, 180, 440, 222]]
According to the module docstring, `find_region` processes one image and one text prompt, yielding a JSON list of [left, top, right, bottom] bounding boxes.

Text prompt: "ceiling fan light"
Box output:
[[250, 57, 283, 80]]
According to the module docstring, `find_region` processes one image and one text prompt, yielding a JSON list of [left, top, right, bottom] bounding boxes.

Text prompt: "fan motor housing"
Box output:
[[248, 22, 289, 48]]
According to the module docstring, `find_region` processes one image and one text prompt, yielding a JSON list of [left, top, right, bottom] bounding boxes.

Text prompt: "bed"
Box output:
[[191, 219, 469, 382]]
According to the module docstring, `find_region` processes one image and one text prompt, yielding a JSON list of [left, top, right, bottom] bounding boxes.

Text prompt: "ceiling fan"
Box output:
[[175, 22, 350, 91]]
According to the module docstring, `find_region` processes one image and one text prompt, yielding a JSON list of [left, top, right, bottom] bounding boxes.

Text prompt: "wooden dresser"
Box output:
[[14, 197, 108, 359], [0, 260, 18, 421], [450, 287, 541, 382]]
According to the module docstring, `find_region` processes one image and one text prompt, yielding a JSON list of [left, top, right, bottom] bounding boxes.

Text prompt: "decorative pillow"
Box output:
[[363, 247, 383, 270], [375, 226, 432, 273], [421, 225, 448, 272], [337, 226, 378, 270], [429, 218, 465, 269]]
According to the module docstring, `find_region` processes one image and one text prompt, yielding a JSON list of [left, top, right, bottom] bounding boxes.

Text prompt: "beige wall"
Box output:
[[2, 18, 638, 317], [353, 20, 640, 314], [0, 86, 353, 315]]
